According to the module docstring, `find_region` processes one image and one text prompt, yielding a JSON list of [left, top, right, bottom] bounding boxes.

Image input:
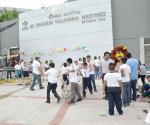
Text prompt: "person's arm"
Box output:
[[120, 68, 125, 77], [99, 60, 102, 73], [103, 75, 107, 95], [88, 63, 92, 72], [103, 80, 107, 95], [129, 67, 131, 80], [44, 70, 48, 76], [118, 80, 123, 93], [78, 69, 83, 76], [38, 63, 44, 75], [57, 71, 60, 78]]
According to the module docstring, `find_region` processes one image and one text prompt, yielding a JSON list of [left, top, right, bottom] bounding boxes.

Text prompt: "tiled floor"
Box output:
[[0, 80, 149, 125]]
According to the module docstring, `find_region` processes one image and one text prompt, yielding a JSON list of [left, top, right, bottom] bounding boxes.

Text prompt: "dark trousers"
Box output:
[[47, 83, 60, 102], [141, 75, 146, 85], [83, 77, 93, 97], [107, 87, 123, 115], [7, 70, 12, 79], [90, 74, 96, 90], [30, 73, 43, 89], [130, 80, 137, 101], [63, 74, 69, 85]]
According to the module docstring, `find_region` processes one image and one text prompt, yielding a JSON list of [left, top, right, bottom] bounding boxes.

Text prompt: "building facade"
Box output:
[[0, 0, 150, 66]]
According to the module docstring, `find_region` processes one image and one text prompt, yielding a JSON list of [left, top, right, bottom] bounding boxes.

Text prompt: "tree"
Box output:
[[0, 8, 19, 22]]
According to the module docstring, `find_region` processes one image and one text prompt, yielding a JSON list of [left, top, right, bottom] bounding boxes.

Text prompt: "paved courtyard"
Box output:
[[0, 80, 149, 125]]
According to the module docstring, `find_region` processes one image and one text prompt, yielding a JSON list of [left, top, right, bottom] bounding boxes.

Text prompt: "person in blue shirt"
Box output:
[[126, 52, 139, 101]]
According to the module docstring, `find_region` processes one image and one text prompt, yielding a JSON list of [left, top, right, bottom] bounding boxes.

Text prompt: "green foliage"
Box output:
[[0, 8, 19, 22]]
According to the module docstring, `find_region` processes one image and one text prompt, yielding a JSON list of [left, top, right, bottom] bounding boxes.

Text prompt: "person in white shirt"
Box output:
[[67, 58, 82, 103], [15, 61, 23, 85], [78, 58, 83, 69], [104, 63, 123, 116], [86, 55, 97, 92], [140, 64, 147, 85], [22, 62, 30, 85], [119, 58, 131, 107], [45, 63, 61, 103], [80, 62, 93, 98], [61, 62, 69, 88], [30, 57, 44, 91], [100, 51, 114, 99], [94, 56, 100, 79], [44, 60, 49, 71]]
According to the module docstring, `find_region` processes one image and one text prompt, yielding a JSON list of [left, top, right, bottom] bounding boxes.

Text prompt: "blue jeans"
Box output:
[[30, 73, 43, 89], [95, 66, 100, 79], [90, 74, 96, 90], [122, 82, 130, 106], [130, 80, 137, 101]]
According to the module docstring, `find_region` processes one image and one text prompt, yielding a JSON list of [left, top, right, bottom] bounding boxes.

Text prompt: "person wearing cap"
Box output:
[[30, 57, 44, 91]]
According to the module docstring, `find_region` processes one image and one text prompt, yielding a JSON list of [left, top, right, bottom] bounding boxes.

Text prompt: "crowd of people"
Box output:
[[2, 51, 150, 116]]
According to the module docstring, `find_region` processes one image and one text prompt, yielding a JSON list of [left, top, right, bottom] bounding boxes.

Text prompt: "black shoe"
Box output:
[[119, 111, 123, 115], [30, 88, 35, 91], [83, 95, 86, 98], [94, 88, 97, 92], [68, 101, 75, 104], [103, 97, 108, 100], [127, 103, 130, 106], [123, 105, 127, 107], [45, 101, 50, 103], [40, 87, 44, 89], [25, 83, 30, 85], [132, 99, 136, 102], [57, 98, 61, 103], [76, 98, 82, 102], [109, 113, 114, 116]]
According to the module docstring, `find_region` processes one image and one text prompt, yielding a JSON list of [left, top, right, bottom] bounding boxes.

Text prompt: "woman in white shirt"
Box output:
[[119, 58, 131, 107], [15, 61, 23, 85], [22, 62, 30, 85]]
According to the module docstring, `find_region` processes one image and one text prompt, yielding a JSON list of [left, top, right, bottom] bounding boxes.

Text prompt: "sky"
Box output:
[[0, 0, 65, 9]]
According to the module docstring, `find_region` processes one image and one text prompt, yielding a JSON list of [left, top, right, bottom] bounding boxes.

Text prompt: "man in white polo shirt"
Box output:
[[30, 57, 44, 91], [86, 55, 97, 92], [100, 51, 114, 99], [67, 58, 82, 104], [45, 63, 61, 103]]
